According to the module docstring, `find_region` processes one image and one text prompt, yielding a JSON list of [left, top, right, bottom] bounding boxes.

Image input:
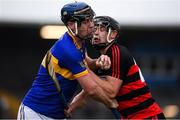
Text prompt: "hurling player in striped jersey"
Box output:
[[17, 3, 118, 119], [66, 16, 166, 119]]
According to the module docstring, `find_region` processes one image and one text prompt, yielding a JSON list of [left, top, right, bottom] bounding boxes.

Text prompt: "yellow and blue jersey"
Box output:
[[23, 32, 88, 119]]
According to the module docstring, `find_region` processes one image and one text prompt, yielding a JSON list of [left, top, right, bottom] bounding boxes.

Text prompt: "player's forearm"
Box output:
[[77, 71, 118, 108], [69, 87, 117, 111], [88, 84, 118, 108], [87, 71, 118, 108], [68, 90, 87, 113], [95, 77, 116, 98], [89, 71, 117, 98], [85, 55, 98, 71]]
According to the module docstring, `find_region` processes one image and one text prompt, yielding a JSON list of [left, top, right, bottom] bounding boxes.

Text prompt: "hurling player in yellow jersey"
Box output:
[[17, 2, 117, 119]]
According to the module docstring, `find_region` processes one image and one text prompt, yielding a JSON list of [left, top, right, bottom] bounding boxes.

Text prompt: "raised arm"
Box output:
[[85, 54, 97, 71], [85, 53, 111, 71]]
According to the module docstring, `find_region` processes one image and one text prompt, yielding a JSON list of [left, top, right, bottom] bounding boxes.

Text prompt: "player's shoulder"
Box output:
[[55, 32, 72, 48], [119, 45, 130, 55], [50, 32, 80, 60], [108, 42, 129, 54], [108, 43, 133, 61]]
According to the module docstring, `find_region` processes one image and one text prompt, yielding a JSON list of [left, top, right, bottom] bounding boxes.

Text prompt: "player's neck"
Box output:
[[100, 42, 113, 54], [99, 46, 109, 54]]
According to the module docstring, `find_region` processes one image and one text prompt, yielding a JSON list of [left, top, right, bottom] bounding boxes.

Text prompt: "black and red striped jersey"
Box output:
[[97, 42, 162, 119]]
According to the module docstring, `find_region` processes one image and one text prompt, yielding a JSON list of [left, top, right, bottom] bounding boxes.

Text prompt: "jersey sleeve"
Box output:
[[120, 46, 135, 74], [105, 45, 121, 79], [120, 46, 145, 83], [59, 49, 88, 79], [49, 39, 89, 79]]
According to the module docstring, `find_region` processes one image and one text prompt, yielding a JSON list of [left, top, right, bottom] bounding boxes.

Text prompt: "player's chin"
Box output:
[[86, 33, 93, 39]]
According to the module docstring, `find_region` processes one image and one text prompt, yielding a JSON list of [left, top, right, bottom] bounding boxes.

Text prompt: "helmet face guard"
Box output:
[[73, 8, 95, 26], [92, 16, 120, 50], [93, 16, 120, 32]]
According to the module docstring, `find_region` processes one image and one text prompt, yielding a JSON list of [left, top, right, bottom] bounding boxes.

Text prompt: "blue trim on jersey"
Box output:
[[23, 32, 88, 119]]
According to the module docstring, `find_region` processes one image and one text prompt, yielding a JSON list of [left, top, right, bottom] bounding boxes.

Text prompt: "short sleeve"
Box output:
[[60, 48, 88, 78]]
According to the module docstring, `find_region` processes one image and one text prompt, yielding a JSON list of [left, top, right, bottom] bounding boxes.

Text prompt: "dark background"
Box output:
[[0, 23, 180, 118]]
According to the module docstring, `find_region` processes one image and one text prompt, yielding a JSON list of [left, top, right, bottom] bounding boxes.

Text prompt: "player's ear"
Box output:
[[67, 21, 75, 31], [111, 30, 118, 39]]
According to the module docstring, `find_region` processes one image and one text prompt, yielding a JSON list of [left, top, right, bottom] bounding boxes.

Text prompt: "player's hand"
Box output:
[[96, 55, 111, 70], [64, 107, 72, 118]]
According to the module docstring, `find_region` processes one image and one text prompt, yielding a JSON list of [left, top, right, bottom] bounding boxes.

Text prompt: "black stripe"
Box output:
[[116, 86, 150, 101], [123, 72, 140, 85], [157, 113, 166, 119], [145, 113, 166, 119], [120, 98, 155, 117]]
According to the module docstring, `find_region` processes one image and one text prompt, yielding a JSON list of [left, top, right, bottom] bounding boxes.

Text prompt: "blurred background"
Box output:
[[0, 0, 180, 119]]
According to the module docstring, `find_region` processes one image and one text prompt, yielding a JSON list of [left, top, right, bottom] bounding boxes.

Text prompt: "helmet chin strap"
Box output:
[[67, 21, 88, 40], [68, 21, 92, 41], [75, 22, 78, 35]]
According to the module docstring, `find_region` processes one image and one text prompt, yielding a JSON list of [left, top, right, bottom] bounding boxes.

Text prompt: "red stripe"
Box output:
[[115, 45, 120, 79], [111, 45, 120, 78], [127, 64, 139, 76], [127, 103, 162, 119], [117, 92, 152, 110], [117, 79, 147, 96], [113, 46, 117, 78], [112, 46, 114, 77]]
